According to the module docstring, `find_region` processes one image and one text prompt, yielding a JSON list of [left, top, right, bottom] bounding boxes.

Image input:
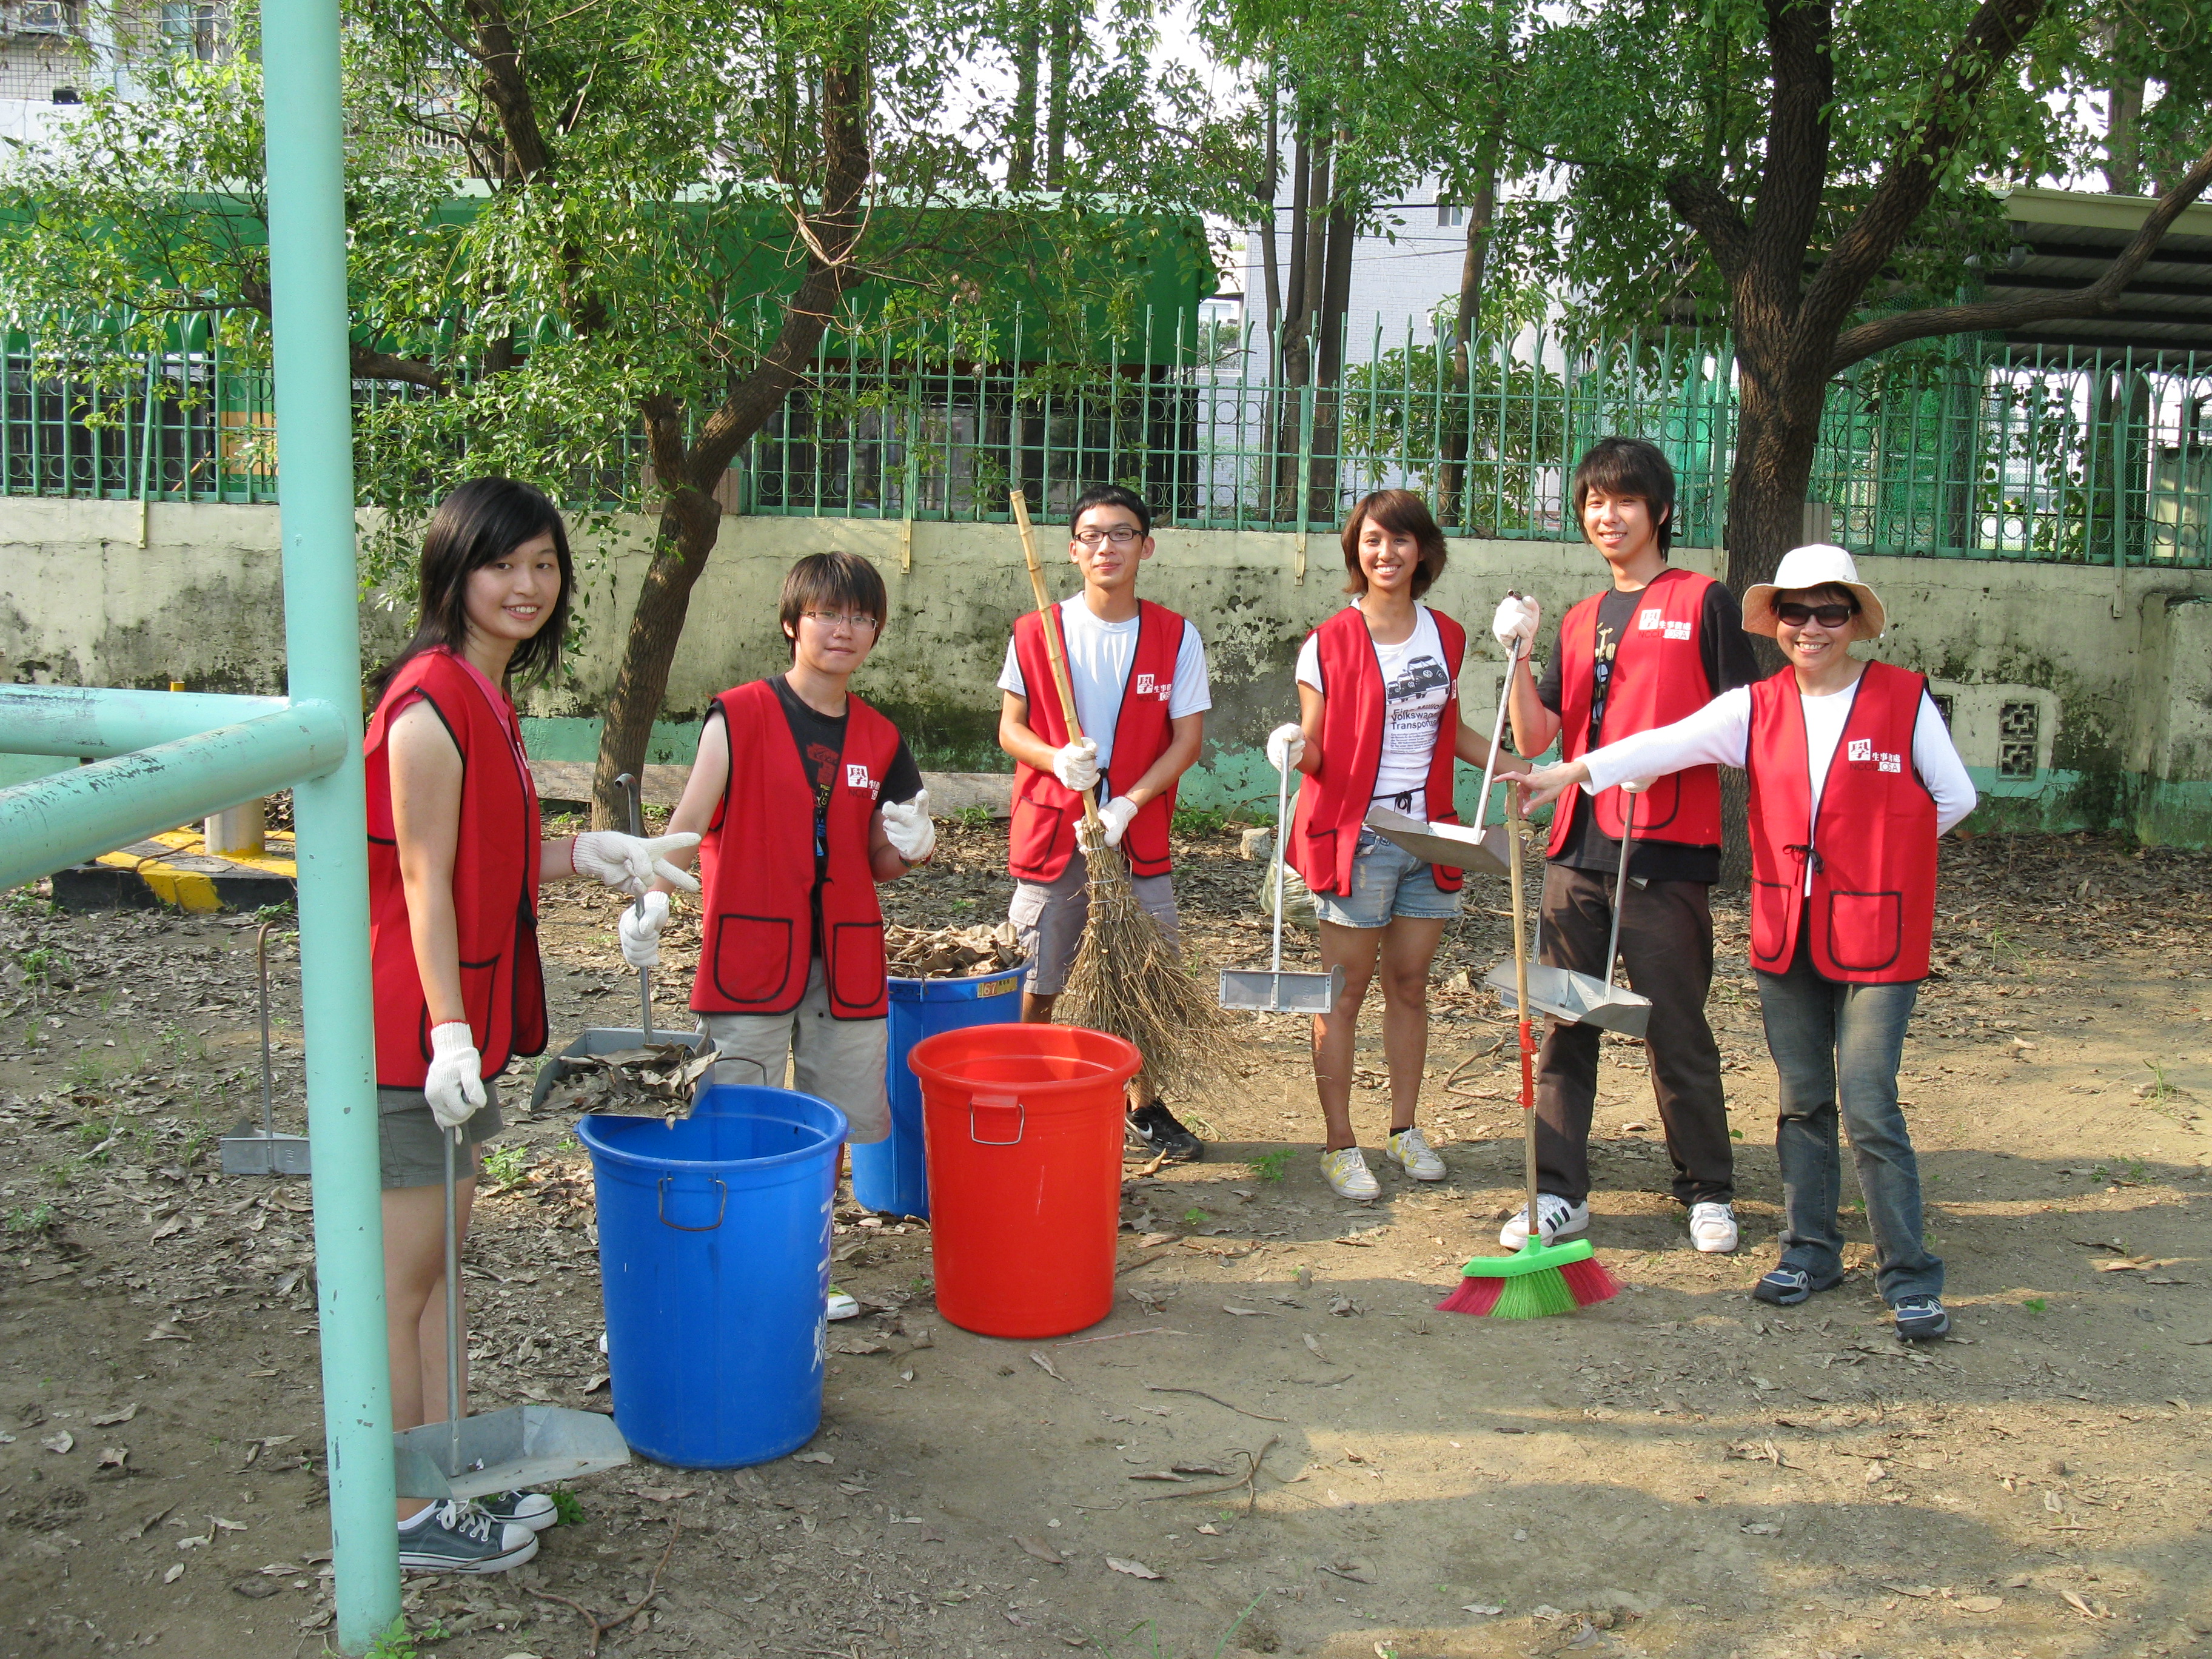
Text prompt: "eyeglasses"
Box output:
[[801, 611, 880, 634], [1774, 601, 1858, 628], [1072, 528, 1144, 549]]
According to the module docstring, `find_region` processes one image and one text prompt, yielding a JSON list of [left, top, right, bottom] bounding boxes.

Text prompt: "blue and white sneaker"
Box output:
[[1752, 1265, 1842, 1306], [1893, 1295, 1951, 1342], [479, 1489, 560, 1532]]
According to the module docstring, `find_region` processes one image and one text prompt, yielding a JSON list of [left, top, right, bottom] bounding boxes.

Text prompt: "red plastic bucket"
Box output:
[[909, 1023, 1142, 1339]]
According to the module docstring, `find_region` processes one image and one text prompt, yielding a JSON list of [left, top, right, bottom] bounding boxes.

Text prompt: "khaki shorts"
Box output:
[[1010, 850, 1179, 997], [377, 1080, 503, 1190], [697, 958, 891, 1144]]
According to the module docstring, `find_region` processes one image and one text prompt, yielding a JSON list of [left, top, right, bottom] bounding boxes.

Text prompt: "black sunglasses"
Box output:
[[1774, 600, 1858, 628]]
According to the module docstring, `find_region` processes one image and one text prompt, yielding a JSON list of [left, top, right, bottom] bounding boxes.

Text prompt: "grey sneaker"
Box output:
[[479, 1489, 559, 1533], [1752, 1265, 1842, 1306], [396, 1498, 540, 1573], [1893, 1295, 1951, 1342]]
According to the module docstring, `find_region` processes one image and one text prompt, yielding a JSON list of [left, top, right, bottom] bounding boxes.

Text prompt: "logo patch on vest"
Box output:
[[1134, 672, 1170, 700], [1846, 738, 1902, 774], [1637, 608, 1692, 640], [845, 762, 882, 798]]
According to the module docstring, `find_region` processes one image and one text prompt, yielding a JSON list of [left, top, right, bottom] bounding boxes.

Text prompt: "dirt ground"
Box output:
[[2, 823, 2210, 1659]]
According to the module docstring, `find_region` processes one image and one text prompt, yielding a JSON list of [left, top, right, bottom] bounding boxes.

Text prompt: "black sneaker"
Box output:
[[1127, 1101, 1203, 1162], [479, 1489, 560, 1533], [1752, 1266, 1843, 1306], [1893, 1295, 1951, 1342], [396, 1498, 541, 1573]]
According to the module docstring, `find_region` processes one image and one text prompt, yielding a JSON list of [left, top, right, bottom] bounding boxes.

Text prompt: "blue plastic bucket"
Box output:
[[578, 1084, 847, 1468], [852, 961, 1027, 1218]]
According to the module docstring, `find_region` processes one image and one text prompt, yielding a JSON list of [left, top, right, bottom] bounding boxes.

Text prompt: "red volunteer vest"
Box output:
[[1549, 565, 1723, 857], [1288, 605, 1468, 897], [365, 647, 547, 1088], [1008, 600, 1185, 883], [1747, 662, 1937, 984], [692, 679, 897, 1019]]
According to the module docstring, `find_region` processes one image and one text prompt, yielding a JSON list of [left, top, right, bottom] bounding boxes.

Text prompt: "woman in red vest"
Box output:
[[1522, 546, 1976, 1342], [1273, 489, 1518, 1201], [367, 478, 700, 1571]]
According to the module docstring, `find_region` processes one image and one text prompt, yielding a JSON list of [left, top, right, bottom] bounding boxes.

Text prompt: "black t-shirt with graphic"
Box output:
[[1535, 580, 1761, 883]]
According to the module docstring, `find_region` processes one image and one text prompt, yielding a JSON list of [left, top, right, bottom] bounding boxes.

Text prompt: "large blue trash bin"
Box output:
[[851, 960, 1028, 1218], [578, 1084, 847, 1467]]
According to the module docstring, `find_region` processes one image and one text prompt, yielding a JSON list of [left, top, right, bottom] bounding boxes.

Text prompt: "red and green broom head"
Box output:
[[1436, 1236, 1621, 1318]]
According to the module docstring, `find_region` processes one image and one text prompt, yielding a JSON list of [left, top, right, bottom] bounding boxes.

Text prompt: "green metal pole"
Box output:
[[260, 0, 402, 1647]]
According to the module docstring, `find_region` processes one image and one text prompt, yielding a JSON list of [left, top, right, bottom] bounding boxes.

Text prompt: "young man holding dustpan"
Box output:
[[998, 484, 1212, 1161], [1500, 437, 1761, 1255]]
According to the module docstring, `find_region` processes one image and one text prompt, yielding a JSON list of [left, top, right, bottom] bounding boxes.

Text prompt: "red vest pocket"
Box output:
[[711, 913, 798, 1006], [826, 919, 886, 1013], [1010, 797, 1072, 882], [1303, 826, 1340, 894], [419, 957, 503, 1066], [1749, 880, 1795, 969], [1629, 771, 1684, 836], [1824, 889, 1903, 973]]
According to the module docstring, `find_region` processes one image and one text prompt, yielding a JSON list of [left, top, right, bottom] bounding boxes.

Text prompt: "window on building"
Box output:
[[1436, 201, 1465, 229]]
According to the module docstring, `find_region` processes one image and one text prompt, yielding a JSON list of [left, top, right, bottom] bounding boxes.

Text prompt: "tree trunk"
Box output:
[[1309, 187, 1355, 523], [1044, 2, 1073, 187], [1258, 73, 1281, 350], [1436, 163, 1496, 530], [1008, 18, 1041, 190]]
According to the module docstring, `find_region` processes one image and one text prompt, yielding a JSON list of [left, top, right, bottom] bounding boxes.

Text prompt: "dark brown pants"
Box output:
[[1531, 862, 1733, 1207]]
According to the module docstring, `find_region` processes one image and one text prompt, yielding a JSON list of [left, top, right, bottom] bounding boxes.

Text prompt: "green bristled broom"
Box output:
[[1437, 781, 1621, 1318]]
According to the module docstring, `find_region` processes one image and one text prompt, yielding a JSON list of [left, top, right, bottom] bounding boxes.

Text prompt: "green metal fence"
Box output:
[[9, 307, 2212, 566]]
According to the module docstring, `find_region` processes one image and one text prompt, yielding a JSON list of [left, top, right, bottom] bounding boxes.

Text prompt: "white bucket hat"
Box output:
[[1741, 543, 1886, 642]]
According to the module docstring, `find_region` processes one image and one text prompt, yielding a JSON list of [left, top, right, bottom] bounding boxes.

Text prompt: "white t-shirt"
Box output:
[[1580, 677, 1978, 891], [1295, 603, 1453, 803], [999, 597, 1211, 771]]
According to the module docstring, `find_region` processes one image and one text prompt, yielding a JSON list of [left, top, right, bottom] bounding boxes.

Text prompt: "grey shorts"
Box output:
[[1010, 850, 1179, 997], [1310, 827, 1462, 929], [377, 1081, 503, 1190], [697, 958, 890, 1144]]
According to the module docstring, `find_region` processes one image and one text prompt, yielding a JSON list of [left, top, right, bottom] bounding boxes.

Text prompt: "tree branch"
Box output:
[[1828, 136, 2212, 372], [463, 0, 553, 181], [349, 346, 447, 391], [1797, 0, 2049, 340], [1743, 0, 1832, 313], [1663, 171, 1753, 285]]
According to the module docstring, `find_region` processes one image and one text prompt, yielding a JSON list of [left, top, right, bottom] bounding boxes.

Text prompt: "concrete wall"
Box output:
[[8, 497, 2212, 839]]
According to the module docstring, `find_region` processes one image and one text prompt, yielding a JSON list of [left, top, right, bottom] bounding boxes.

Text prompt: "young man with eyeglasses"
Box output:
[[634, 551, 934, 1311], [998, 483, 1212, 1161], [1496, 437, 1761, 1257]]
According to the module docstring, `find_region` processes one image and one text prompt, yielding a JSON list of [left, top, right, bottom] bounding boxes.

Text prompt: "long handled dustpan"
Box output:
[[1219, 754, 1343, 1013], [530, 771, 716, 1115], [394, 1128, 631, 1500], [220, 921, 312, 1176], [1364, 626, 1530, 880], [1483, 783, 1652, 1037]]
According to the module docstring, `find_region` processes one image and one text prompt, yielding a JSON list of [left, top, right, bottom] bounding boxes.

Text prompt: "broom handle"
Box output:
[[1509, 781, 1538, 1239], [1269, 753, 1291, 976], [1603, 785, 1635, 994], [1473, 622, 1522, 828], [1010, 491, 1104, 835], [617, 771, 654, 1043]]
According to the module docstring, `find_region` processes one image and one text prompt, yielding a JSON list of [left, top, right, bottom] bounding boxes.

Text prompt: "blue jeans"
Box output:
[[1310, 828, 1461, 929], [1755, 938, 1942, 1305]]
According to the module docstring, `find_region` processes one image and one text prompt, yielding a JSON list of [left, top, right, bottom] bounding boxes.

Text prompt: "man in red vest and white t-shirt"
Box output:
[[998, 484, 1211, 1161], [1501, 437, 1761, 1256]]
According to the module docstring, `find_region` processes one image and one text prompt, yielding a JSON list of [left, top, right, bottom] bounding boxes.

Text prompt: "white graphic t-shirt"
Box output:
[[1296, 604, 1452, 803]]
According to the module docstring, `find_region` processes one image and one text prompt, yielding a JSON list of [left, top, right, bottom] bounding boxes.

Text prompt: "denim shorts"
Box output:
[[1310, 827, 1461, 929]]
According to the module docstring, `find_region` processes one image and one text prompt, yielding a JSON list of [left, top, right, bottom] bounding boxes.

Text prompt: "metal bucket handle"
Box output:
[[968, 1093, 1025, 1145], [657, 1173, 729, 1232]]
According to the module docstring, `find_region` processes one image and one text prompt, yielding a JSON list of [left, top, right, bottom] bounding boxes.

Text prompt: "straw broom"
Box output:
[[1436, 783, 1621, 1318], [1010, 492, 1233, 1102]]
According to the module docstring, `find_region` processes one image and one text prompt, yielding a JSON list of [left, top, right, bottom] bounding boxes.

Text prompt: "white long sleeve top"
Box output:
[[1580, 677, 1979, 887]]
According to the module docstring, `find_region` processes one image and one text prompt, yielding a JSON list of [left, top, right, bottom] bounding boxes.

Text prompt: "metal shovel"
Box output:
[[1484, 785, 1652, 1038], [220, 921, 312, 1176], [392, 1127, 632, 1500], [1364, 626, 1528, 880], [1219, 756, 1344, 1014], [529, 771, 716, 1115]]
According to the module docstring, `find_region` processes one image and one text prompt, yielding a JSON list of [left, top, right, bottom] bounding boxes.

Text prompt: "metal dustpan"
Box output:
[[531, 770, 717, 1115], [1220, 756, 1343, 1013], [1361, 625, 1529, 882], [394, 1130, 630, 1500], [221, 921, 312, 1176], [1483, 782, 1652, 1039]]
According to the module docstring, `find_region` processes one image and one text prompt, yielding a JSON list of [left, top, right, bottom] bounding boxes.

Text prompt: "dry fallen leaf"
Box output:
[[1030, 1352, 1066, 1382], [162, 1564, 184, 1584], [1013, 1535, 1066, 1566], [1106, 1557, 1162, 1580], [41, 1431, 73, 1455], [2062, 1591, 2110, 1620], [1883, 1584, 1938, 1600], [1222, 1305, 1267, 1318], [791, 1450, 834, 1464], [90, 1404, 138, 1427], [97, 1447, 128, 1470], [1303, 1333, 1329, 1362], [1128, 1472, 1191, 1483], [635, 1487, 699, 1502], [1955, 1596, 2003, 1613]]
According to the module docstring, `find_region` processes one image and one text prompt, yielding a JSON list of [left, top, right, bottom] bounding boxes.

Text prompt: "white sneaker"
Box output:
[[1319, 1147, 1380, 1201], [1498, 1194, 1589, 1249], [1689, 1201, 1739, 1254], [1384, 1125, 1446, 1182], [827, 1285, 860, 1321]]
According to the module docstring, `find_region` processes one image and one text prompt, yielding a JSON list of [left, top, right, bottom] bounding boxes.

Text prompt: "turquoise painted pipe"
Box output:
[[260, 0, 403, 1645], [0, 703, 348, 890], [0, 685, 290, 757]]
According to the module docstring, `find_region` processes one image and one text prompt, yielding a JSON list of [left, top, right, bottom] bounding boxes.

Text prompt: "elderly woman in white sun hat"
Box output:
[[1521, 545, 1976, 1344]]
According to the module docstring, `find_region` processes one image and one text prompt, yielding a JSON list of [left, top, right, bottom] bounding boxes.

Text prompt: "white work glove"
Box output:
[[618, 889, 669, 969], [1095, 795, 1139, 848], [1621, 776, 1652, 794], [1051, 738, 1100, 792], [1265, 722, 1306, 774], [880, 788, 936, 864], [1492, 593, 1541, 652], [572, 830, 702, 898], [424, 1022, 486, 1131]]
